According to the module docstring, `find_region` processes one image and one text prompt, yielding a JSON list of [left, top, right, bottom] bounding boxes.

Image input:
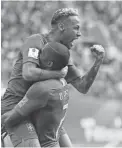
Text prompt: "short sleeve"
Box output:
[[21, 34, 45, 66]]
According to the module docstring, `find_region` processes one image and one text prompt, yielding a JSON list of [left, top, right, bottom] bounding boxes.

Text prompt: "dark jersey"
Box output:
[[14, 79, 69, 146], [2, 33, 81, 116], [2, 34, 45, 114], [30, 79, 69, 147]]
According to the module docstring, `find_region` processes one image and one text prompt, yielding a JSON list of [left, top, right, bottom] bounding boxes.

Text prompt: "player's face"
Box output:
[[61, 16, 81, 49]]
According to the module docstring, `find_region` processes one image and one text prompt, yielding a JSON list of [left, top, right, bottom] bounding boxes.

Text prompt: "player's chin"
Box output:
[[61, 41, 74, 50], [67, 42, 74, 49]]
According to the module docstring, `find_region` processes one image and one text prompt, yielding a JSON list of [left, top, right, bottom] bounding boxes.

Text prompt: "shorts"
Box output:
[[5, 119, 40, 147]]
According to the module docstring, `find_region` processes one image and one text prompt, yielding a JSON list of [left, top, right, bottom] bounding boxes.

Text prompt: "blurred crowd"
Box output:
[[1, 1, 122, 99]]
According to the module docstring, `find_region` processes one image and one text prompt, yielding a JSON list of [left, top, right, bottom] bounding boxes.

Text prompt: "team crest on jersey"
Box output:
[[26, 123, 35, 132], [28, 48, 39, 59]]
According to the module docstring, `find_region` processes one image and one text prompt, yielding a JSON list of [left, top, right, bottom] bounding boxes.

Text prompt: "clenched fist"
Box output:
[[91, 45, 105, 60]]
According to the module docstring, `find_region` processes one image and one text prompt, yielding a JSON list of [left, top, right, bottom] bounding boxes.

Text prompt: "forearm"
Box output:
[[2, 110, 24, 128], [23, 67, 61, 82], [71, 57, 103, 94]]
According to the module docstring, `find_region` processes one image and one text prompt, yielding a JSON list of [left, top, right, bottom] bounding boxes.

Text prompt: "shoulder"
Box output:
[[27, 80, 64, 99], [26, 34, 43, 41], [21, 34, 44, 52], [25, 34, 44, 47], [33, 80, 62, 92]]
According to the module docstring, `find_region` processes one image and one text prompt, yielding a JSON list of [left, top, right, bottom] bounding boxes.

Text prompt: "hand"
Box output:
[[91, 45, 105, 60], [59, 66, 68, 78]]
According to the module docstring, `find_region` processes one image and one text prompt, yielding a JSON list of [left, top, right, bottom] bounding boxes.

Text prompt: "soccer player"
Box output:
[[2, 42, 70, 147], [2, 8, 105, 147], [2, 76, 70, 147]]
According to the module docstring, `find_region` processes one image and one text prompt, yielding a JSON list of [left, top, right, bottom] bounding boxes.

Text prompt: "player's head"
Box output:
[[51, 8, 81, 49], [39, 42, 70, 70]]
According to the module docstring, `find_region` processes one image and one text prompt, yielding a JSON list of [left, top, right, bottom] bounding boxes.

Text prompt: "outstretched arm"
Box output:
[[66, 45, 105, 94]]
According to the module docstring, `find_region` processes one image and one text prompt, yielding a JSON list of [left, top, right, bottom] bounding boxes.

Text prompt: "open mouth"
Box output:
[[70, 38, 78, 46], [71, 37, 79, 43], [63, 38, 79, 49]]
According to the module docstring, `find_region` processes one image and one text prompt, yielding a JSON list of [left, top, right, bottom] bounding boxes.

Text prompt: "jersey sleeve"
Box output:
[[21, 34, 44, 66], [66, 57, 83, 84], [14, 81, 49, 116]]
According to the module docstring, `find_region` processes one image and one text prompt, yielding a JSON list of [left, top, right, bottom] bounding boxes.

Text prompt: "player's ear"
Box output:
[[58, 23, 64, 31], [47, 61, 53, 68]]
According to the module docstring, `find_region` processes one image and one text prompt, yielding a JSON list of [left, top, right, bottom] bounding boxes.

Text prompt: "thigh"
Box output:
[[6, 120, 40, 147]]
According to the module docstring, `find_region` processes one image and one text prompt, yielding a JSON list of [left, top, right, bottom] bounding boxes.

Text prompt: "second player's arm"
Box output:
[[22, 62, 65, 82]]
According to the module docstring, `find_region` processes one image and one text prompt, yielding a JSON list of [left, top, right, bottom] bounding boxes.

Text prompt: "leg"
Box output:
[[6, 119, 41, 147], [2, 134, 13, 147], [59, 127, 72, 147]]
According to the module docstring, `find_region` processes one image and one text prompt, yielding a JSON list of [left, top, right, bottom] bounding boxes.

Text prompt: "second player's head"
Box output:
[[39, 42, 70, 70], [51, 8, 81, 49]]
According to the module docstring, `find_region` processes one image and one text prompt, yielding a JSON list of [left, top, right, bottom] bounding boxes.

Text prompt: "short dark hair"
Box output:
[[41, 42, 70, 70], [51, 8, 79, 25]]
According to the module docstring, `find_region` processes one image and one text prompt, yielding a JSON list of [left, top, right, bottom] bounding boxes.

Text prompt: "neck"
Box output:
[[46, 29, 62, 43]]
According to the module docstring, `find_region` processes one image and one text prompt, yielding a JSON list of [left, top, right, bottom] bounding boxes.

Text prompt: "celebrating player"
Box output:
[[2, 73, 70, 147], [2, 8, 105, 147], [2, 41, 70, 147]]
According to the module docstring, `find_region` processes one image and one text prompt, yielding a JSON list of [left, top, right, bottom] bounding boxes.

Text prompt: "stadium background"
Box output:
[[1, 1, 122, 147]]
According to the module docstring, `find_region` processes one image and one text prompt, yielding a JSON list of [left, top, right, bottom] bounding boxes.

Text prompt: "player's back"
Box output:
[[31, 79, 69, 147]]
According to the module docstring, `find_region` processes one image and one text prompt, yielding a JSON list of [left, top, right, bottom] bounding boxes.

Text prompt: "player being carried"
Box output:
[[1, 8, 105, 147]]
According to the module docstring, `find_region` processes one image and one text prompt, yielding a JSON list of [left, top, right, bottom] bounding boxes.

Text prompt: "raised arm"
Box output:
[[66, 45, 105, 94]]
